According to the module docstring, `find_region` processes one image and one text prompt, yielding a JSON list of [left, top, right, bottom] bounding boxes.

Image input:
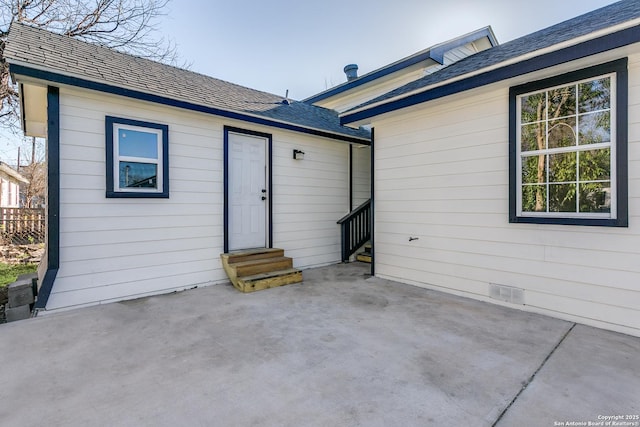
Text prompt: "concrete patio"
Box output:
[[1, 262, 638, 426]]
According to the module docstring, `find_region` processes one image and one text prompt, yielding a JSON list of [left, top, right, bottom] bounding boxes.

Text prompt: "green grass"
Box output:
[[0, 263, 38, 287]]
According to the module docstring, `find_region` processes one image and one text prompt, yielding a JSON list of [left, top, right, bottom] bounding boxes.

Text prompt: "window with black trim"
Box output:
[[509, 59, 628, 227], [105, 116, 169, 198]]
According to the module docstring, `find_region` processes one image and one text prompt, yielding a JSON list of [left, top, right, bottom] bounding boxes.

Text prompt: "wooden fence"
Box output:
[[0, 208, 45, 244]]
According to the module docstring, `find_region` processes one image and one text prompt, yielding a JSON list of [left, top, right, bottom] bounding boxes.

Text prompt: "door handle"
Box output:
[[261, 196, 267, 201]]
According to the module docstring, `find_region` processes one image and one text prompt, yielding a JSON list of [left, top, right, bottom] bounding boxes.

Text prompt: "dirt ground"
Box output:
[[0, 244, 44, 265]]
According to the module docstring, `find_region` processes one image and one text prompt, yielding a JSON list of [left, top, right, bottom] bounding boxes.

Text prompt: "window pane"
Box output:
[[579, 148, 610, 181], [521, 92, 546, 124], [578, 111, 610, 145], [522, 185, 547, 212], [549, 152, 577, 183], [119, 128, 159, 159], [513, 68, 619, 222], [548, 117, 576, 148], [548, 85, 576, 118], [549, 183, 576, 212], [119, 162, 158, 188], [578, 77, 610, 113], [579, 182, 611, 213], [522, 155, 546, 184], [521, 122, 545, 152]]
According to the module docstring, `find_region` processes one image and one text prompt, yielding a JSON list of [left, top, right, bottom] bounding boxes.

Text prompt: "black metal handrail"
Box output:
[[337, 199, 371, 262]]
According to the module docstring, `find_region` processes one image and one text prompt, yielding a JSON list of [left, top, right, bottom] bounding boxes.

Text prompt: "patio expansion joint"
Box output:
[[491, 322, 577, 427]]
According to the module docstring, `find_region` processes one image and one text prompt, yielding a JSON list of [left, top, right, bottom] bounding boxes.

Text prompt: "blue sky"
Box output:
[[0, 0, 620, 163], [159, 0, 619, 100]]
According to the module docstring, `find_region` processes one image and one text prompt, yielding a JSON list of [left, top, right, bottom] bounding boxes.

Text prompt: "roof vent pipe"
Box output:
[[344, 64, 358, 81]]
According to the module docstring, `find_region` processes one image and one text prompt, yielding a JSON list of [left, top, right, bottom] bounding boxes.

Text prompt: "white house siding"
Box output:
[[443, 44, 479, 65], [351, 144, 371, 208], [371, 55, 640, 337], [424, 43, 481, 76], [47, 86, 349, 311], [271, 130, 348, 268]]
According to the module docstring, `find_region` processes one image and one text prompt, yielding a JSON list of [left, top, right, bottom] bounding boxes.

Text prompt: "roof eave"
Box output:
[[7, 60, 370, 145], [341, 21, 640, 126], [304, 26, 498, 105], [0, 162, 29, 184]]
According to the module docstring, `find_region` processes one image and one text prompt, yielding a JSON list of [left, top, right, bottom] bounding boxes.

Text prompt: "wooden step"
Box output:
[[356, 253, 372, 263], [236, 268, 303, 293], [223, 248, 284, 264], [233, 256, 293, 277], [220, 248, 302, 293], [357, 242, 372, 263]]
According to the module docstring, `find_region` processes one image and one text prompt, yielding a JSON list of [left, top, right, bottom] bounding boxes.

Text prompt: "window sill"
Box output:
[[106, 191, 169, 199], [509, 215, 627, 227]]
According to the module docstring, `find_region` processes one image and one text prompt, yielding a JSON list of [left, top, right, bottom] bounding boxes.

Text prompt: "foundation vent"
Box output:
[[489, 284, 525, 305]]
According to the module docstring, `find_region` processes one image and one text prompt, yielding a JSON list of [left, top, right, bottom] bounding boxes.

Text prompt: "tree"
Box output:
[[520, 77, 612, 214], [0, 0, 177, 131], [20, 160, 45, 208]]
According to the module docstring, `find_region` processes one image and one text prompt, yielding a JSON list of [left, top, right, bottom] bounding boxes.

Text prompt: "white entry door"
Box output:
[[228, 131, 267, 251]]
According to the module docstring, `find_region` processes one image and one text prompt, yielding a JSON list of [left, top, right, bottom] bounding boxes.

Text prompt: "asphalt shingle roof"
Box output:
[[5, 23, 370, 142], [347, 0, 640, 113]]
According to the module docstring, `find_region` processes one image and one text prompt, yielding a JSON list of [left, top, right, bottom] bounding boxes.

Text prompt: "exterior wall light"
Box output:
[[293, 149, 305, 160]]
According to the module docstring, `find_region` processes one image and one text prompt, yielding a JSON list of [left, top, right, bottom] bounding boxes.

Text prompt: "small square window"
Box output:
[[106, 117, 169, 198]]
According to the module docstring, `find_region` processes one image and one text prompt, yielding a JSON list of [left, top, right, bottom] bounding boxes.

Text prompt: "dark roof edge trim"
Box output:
[[19, 83, 27, 134], [341, 24, 640, 125], [305, 27, 497, 104], [9, 64, 370, 145]]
